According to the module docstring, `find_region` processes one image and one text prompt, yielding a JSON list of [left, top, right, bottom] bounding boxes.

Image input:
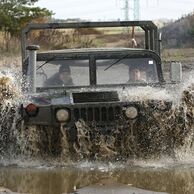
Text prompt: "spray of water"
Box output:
[[1, 69, 194, 166], [0, 71, 22, 158]]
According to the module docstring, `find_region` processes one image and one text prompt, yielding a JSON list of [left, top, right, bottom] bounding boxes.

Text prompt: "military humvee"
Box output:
[[20, 21, 182, 157]]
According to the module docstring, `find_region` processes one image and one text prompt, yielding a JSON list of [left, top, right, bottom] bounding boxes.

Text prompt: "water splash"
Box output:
[[0, 71, 22, 158], [72, 82, 194, 161], [120, 86, 172, 102], [1, 69, 194, 164]]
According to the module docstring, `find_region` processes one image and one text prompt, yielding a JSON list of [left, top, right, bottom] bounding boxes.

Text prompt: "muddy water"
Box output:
[[0, 162, 194, 194]]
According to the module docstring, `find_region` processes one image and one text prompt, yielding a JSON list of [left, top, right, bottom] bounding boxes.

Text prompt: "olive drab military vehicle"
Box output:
[[20, 21, 182, 158]]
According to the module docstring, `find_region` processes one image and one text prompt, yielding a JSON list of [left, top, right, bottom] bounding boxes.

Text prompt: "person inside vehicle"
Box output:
[[44, 65, 73, 86], [127, 67, 146, 83]]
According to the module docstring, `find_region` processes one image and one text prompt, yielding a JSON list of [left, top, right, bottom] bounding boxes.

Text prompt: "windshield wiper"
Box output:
[[36, 56, 55, 71], [104, 54, 130, 71]]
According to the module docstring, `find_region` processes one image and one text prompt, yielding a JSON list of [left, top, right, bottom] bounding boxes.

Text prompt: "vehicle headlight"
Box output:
[[56, 109, 70, 122], [125, 106, 138, 119]]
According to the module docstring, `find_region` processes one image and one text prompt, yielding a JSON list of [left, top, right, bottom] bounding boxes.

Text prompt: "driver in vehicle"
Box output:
[[127, 68, 146, 83], [44, 65, 73, 86]]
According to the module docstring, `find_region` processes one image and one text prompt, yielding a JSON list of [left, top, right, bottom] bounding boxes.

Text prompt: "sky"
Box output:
[[35, 0, 194, 21]]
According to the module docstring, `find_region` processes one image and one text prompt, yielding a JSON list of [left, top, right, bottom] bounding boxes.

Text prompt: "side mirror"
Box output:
[[170, 62, 182, 82]]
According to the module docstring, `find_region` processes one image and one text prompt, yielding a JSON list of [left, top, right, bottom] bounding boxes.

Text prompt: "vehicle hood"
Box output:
[[26, 86, 173, 106]]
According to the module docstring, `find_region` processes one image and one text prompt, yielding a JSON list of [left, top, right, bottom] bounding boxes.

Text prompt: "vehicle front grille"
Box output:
[[73, 106, 122, 122], [73, 91, 119, 103]]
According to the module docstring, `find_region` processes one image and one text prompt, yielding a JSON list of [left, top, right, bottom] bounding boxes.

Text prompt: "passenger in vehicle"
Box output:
[[126, 68, 146, 83], [44, 65, 73, 86]]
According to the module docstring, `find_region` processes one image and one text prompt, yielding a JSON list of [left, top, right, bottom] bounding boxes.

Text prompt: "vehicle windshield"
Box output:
[[36, 59, 89, 87], [97, 57, 158, 85], [36, 57, 158, 87]]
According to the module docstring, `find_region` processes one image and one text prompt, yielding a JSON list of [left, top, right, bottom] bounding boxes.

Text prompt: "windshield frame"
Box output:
[[35, 49, 164, 90]]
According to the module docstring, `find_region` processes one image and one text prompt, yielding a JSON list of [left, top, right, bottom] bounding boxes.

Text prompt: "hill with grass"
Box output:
[[161, 13, 194, 48]]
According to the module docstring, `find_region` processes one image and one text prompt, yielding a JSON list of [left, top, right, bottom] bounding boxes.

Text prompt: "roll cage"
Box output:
[[21, 21, 160, 73]]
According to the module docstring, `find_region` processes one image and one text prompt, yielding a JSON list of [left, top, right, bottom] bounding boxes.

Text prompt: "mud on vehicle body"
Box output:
[[20, 21, 183, 159]]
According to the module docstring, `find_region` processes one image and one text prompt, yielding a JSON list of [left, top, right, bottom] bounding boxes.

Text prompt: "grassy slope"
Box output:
[[162, 48, 194, 62]]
